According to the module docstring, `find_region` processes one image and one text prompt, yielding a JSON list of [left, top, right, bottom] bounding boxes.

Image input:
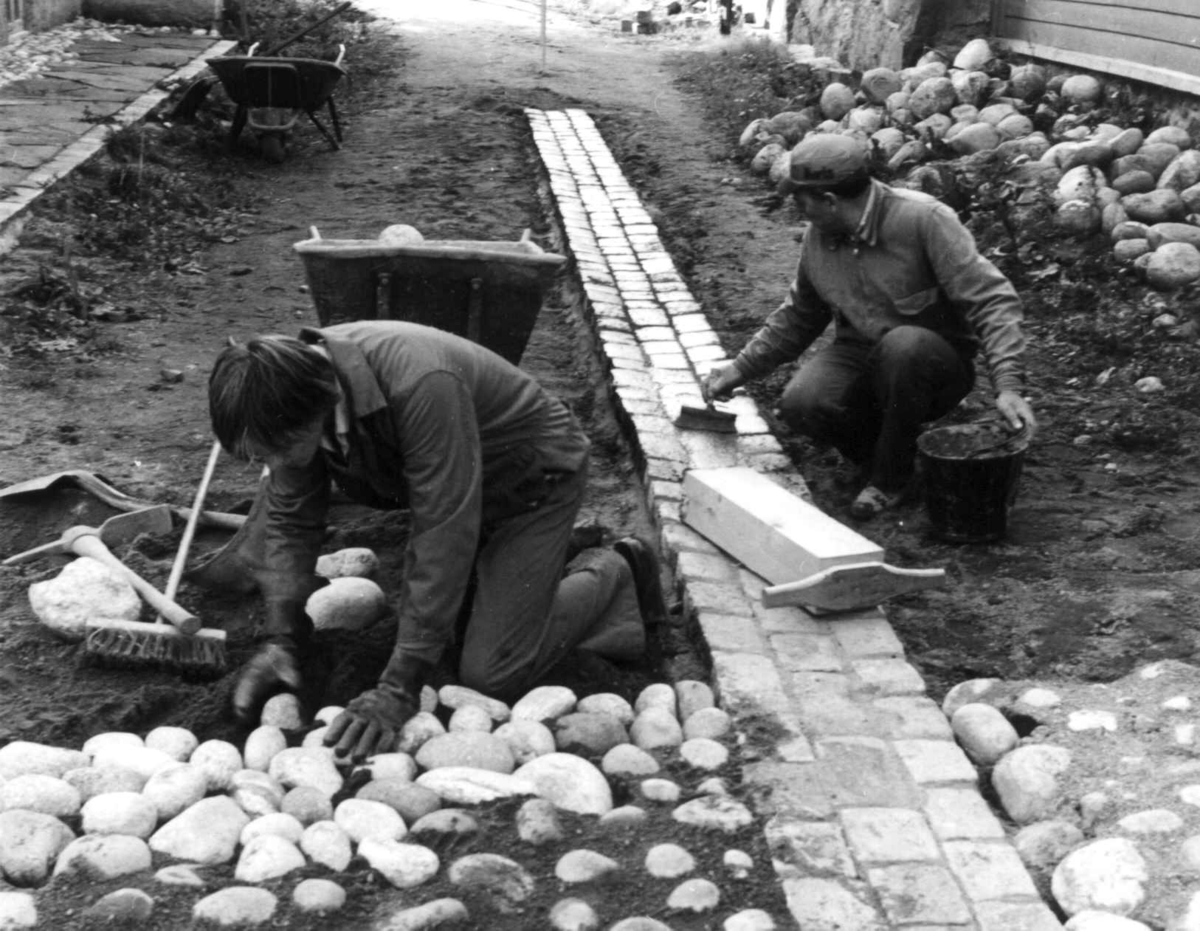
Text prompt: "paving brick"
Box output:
[[743, 761, 838, 819], [872, 697, 955, 740], [770, 632, 844, 673], [790, 674, 884, 738], [781, 877, 887, 930], [695, 611, 766, 653], [852, 658, 927, 696], [831, 615, 904, 658], [765, 816, 856, 879], [772, 712, 816, 762], [610, 367, 656, 392], [686, 344, 730, 367], [943, 841, 1039, 900], [677, 430, 740, 470], [629, 413, 675, 436], [647, 352, 691, 370], [893, 739, 979, 785], [710, 652, 791, 716], [637, 431, 687, 462], [648, 479, 682, 503], [677, 328, 720, 348], [811, 736, 924, 809], [626, 305, 670, 327], [752, 601, 829, 634], [866, 863, 973, 925], [676, 550, 738, 582], [654, 498, 680, 523], [840, 807, 941, 863], [644, 457, 684, 482], [659, 519, 719, 556], [685, 580, 755, 617], [671, 313, 712, 333], [974, 900, 1065, 931], [922, 787, 1007, 840]]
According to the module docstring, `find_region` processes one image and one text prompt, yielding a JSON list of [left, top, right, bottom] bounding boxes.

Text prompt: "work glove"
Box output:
[[231, 599, 312, 724], [325, 652, 432, 763], [231, 640, 303, 724]]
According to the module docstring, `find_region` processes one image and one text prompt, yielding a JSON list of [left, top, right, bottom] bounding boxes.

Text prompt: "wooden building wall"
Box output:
[[993, 0, 1200, 97]]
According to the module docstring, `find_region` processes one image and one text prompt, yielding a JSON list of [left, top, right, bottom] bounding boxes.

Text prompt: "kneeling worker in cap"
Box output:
[[703, 134, 1036, 519], [208, 320, 667, 761]]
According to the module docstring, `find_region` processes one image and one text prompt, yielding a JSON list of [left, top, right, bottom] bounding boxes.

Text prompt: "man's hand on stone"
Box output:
[[323, 685, 418, 763], [231, 641, 303, 724], [701, 363, 745, 405]]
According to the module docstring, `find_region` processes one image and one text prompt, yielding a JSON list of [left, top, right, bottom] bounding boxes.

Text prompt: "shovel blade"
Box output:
[[98, 506, 174, 546]]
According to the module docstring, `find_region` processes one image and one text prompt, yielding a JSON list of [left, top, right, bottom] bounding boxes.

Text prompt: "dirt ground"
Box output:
[[2, 0, 1200, 925]]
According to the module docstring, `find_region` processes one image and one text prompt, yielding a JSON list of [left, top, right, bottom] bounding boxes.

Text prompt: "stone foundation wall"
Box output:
[[789, 0, 994, 71]]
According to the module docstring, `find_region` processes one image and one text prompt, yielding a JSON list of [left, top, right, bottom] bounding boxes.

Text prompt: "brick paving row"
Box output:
[[527, 106, 1066, 931]]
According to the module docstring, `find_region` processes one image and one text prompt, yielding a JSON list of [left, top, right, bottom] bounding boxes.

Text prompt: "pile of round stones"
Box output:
[[0, 679, 780, 930]]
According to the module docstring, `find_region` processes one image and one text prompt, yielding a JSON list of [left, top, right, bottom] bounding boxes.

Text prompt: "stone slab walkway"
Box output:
[[0, 31, 235, 248], [526, 106, 1067, 931]]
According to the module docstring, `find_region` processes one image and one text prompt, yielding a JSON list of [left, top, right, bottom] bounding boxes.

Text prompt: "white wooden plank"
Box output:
[[680, 467, 883, 586]]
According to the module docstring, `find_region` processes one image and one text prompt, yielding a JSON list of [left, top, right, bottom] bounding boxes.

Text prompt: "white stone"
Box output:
[[635, 683, 677, 717], [0, 809, 75, 885], [513, 753, 613, 815], [82, 732, 143, 761], [81, 791, 158, 838], [415, 732, 515, 774], [437, 685, 511, 723], [683, 707, 732, 741], [260, 693, 305, 730], [315, 547, 379, 579], [493, 719, 556, 765], [601, 743, 660, 778], [268, 747, 343, 797], [511, 685, 578, 723], [302, 726, 329, 748], [672, 795, 754, 832], [549, 897, 600, 931], [65, 767, 145, 803], [1117, 808, 1184, 834], [314, 705, 344, 726], [415, 767, 537, 805], [1014, 820, 1085, 870], [725, 849, 754, 878], [142, 763, 208, 821], [240, 812, 304, 846], [235, 834, 306, 883], [335, 798, 407, 844], [92, 745, 177, 783], [630, 707, 683, 751], [724, 908, 777, 931], [953, 37, 993, 70], [243, 726, 288, 772], [680, 738, 729, 771], [28, 556, 141, 641], [447, 852, 534, 906], [149, 795, 249, 865], [231, 769, 286, 805], [0, 774, 81, 818], [54, 833, 151, 879], [941, 679, 1001, 718], [576, 693, 635, 726], [192, 887, 278, 926], [556, 848, 620, 883], [1017, 688, 1063, 709], [293, 877, 346, 915], [0, 741, 89, 780], [1163, 696, 1193, 712], [282, 785, 334, 825], [1052, 838, 1149, 917], [448, 704, 494, 733], [642, 778, 682, 803], [951, 703, 1020, 764], [668, 877, 721, 912], [154, 864, 206, 887], [188, 740, 242, 792], [992, 744, 1073, 824], [358, 752, 418, 783], [144, 726, 198, 762], [359, 838, 440, 888], [306, 576, 388, 632], [300, 820, 353, 872], [381, 899, 469, 930], [0, 892, 36, 929], [1068, 710, 1119, 732], [397, 711, 447, 754], [645, 842, 695, 878], [1062, 74, 1103, 105]]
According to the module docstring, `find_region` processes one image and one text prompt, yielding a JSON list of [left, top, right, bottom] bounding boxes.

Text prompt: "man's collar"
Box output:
[[299, 327, 389, 418], [852, 179, 884, 248]]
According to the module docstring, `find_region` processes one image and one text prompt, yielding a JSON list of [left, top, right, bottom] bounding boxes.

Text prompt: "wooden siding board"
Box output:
[[1003, 0, 1200, 19], [1003, 18, 1200, 76], [1002, 0, 1200, 46]]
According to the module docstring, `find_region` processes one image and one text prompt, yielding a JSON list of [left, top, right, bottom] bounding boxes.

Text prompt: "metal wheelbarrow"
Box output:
[[207, 43, 347, 163]]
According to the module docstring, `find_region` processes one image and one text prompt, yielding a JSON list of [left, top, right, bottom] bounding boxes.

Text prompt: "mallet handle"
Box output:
[[69, 531, 202, 636]]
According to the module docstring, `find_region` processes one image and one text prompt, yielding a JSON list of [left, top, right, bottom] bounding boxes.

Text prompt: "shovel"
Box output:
[[0, 470, 245, 530], [2, 506, 202, 635]]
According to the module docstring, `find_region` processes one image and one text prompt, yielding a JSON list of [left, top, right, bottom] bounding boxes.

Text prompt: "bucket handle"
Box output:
[[964, 421, 1034, 459]]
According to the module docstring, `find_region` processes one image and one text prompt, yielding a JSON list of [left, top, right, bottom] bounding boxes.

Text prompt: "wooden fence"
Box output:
[[991, 0, 1200, 97]]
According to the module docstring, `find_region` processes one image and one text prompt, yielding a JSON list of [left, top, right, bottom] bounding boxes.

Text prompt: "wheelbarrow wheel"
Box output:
[[261, 133, 286, 164]]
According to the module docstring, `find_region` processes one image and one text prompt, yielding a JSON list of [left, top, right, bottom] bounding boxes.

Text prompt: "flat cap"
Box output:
[[778, 134, 869, 194]]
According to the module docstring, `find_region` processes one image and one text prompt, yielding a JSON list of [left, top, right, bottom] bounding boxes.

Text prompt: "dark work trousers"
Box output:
[[460, 461, 645, 699], [777, 325, 975, 492]]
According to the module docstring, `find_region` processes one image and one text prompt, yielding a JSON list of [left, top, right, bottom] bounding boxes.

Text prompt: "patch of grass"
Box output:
[[665, 36, 821, 158]]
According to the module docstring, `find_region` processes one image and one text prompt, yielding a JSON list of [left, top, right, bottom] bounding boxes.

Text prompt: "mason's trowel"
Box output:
[[673, 402, 737, 433]]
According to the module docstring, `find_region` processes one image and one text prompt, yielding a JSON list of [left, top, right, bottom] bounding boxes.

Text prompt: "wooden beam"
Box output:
[[680, 467, 883, 586], [994, 38, 1200, 98]]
